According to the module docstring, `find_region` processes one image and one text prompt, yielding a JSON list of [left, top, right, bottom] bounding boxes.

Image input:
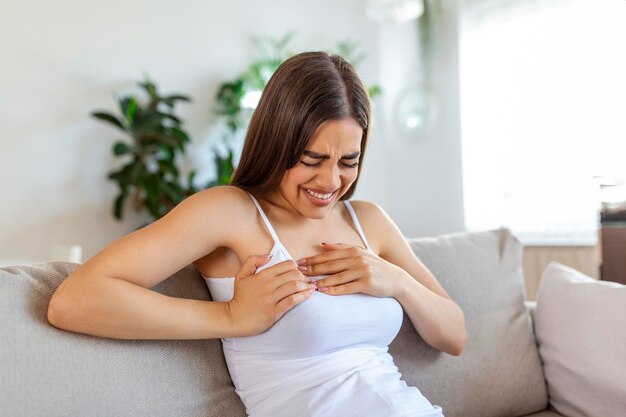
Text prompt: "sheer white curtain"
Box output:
[[459, 0, 626, 245]]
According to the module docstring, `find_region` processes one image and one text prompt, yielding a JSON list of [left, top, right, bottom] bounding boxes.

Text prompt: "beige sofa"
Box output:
[[1, 228, 565, 416]]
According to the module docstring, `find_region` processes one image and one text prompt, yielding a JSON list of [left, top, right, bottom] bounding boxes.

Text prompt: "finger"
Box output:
[[303, 257, 353, 276], [256, 259, 300, 279], [273, 277, 317, 302], [315, 269, 361, 289], [236, 254, 272, 279], [318, 281, 361, 296], [272, 268, 311, 290], [275, 287, 316, 316], [297, 246, 361, 267]]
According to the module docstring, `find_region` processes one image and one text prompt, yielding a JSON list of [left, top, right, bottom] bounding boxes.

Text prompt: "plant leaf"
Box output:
[[113, 141, 132, 156], [161, 95, 191, 107], [160, 180, 185, 204], [125, 97, 139, 124], [92, 112, 125, 131], [113, 191, 128, 220], [170, 127, 190, 143]]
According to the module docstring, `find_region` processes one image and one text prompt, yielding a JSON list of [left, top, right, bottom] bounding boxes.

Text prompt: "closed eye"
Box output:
[[301, 161, 321, 167], [300, 161, 359, 168]]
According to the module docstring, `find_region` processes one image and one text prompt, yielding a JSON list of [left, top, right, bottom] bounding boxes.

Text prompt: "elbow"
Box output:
[[48, 284, 76, 330], [443, 306, 468, 356], [446, 331, 467, 356], [47, 294, 67, 328], [439, 328, 467, 356], [47, 273, 81, 329], [450, 312, 468, 356]]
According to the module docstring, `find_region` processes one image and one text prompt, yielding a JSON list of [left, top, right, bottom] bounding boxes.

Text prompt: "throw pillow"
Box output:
[[535, 262, 626, 417], [391, 228, 548, 417]]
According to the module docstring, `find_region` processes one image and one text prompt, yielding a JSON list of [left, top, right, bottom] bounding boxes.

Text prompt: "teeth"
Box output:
[[305, 189, 334, 200]]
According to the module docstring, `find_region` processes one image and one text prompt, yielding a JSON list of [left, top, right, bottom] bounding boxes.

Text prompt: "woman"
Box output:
[[48, 51, 466, 417]]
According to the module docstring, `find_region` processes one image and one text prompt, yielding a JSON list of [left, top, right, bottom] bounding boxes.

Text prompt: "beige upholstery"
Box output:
[[0, 229, 566, 416]]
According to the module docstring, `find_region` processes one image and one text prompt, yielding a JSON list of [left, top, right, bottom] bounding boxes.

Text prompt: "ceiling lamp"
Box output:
[[366, 0, 425, 23]]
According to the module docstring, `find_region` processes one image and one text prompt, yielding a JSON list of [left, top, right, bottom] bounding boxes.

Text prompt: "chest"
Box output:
[[247, 291, 404, 359], [198, 215, 373, 278], [209, 276, 404, 359]]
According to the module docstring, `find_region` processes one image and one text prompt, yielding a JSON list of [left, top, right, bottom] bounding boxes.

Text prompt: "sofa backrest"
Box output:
[[390, 228, 548, 417], [0, 262, 246, 417], [0, 228, 547, 417]]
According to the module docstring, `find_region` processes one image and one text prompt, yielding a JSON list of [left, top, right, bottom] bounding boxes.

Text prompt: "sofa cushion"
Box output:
[[389, 228, 548, 417], [0, 262, 246, 417], [535, 262, 626, 417]]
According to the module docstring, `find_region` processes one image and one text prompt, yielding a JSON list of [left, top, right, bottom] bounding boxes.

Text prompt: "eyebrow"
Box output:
[[302, 150, 361, 160]]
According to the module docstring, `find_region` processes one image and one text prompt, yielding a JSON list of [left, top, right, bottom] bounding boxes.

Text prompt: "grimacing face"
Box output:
[[274, 118, 363, 219]]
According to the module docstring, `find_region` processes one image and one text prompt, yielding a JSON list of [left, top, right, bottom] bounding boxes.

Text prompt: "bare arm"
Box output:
[[356, 201, 468, 356], [296, 200, 467, 355], [47, 186, 248, 340]]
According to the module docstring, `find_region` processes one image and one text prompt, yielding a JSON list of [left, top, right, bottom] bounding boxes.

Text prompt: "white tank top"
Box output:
[[202, 193, 444, 417]]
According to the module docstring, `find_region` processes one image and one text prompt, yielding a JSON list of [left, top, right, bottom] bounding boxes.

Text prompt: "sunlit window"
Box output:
[[459, 0, 626, 245]]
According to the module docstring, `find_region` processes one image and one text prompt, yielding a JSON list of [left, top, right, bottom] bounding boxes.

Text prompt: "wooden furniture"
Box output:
[[600, 223, 626, 285]]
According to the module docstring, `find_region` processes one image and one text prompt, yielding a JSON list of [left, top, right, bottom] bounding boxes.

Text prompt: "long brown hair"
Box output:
[[231, 51, 371, 200]]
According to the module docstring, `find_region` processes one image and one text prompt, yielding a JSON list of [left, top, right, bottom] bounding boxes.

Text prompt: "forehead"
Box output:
[[306, 118, 363, 151]]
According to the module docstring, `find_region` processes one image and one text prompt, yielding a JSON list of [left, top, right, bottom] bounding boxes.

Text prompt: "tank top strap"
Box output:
[[247, 193, 282, 246], [343, 201, 372, 251]]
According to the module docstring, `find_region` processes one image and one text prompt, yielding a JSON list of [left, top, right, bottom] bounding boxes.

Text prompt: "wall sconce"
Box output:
[[394, 84, 437, 137]]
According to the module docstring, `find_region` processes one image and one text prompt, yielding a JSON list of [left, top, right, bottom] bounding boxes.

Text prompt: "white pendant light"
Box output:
[[366, 0, 425, 23]]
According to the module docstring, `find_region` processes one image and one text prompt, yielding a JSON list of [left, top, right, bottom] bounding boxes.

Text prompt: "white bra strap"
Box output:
[[343, 201, 372, 250], [247, 193, 281, 245]]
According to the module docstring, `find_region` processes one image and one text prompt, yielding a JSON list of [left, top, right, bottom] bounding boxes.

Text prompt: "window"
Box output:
[[459, 0, 626, 245]]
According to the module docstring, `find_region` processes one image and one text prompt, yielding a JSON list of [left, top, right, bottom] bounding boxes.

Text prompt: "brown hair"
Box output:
[[230, 51, 371, 200]]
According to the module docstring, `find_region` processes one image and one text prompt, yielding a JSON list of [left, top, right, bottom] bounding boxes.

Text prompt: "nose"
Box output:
[[317, 164, 341, 191]]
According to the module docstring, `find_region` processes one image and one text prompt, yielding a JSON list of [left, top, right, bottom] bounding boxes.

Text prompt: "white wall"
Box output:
[[375, 0, 465, 237], [0, 0, 464, 262]]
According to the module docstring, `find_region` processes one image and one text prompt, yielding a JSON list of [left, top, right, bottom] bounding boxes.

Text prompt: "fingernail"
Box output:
[[308, 284, 317, 290], [298, 265, 308, 271], [296, 259, 306, 266], [318, 287, 328, 292], [308, 279, 317, 284]]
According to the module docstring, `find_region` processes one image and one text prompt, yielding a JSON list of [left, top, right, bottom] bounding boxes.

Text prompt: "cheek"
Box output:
[[281, 167, 313, 189], [341, 170, 359, 187]]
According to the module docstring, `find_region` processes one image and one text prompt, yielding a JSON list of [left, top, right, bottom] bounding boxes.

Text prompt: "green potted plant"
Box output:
[[92, 78, 196, 223], [93, 36, 381, 225]]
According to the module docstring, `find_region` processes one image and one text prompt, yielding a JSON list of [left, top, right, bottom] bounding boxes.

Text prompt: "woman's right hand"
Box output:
[[227, 255, 317, 337]]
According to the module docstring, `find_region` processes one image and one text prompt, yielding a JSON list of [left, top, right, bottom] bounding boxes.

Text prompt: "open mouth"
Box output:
[[302, 187, 338, 205], [304, 188, 335, 200]]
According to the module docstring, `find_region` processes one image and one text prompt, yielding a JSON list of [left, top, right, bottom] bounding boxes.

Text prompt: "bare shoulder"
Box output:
[[191, 184, 251, 208], [346, 200, 397, 255], [349, 200, 452, 301], [187, 185, 262, 238], [68, 185, 256, 289], [347, 200, 386, 221], [189, 185, 255, 218]]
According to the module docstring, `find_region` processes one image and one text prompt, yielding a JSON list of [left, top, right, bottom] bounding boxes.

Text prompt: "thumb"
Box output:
[[236, 254, 272, 279]]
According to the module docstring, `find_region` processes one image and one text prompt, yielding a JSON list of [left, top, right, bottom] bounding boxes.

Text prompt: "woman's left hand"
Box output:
[[296, 242, 407, 298]]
